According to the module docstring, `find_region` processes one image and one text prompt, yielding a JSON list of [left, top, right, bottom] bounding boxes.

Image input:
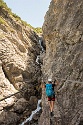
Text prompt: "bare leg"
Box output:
[[48, 101, 52, 112], [51, 101, 55, 112], [50, 101, 53, 112], [48, 101, 55, 112]]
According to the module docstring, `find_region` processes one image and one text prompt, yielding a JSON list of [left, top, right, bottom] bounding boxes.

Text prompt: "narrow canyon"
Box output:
[[0, 0, 83, 125]]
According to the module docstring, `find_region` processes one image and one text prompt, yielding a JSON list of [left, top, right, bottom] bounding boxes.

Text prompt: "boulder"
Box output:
[[13, 98, 28, 114], [0, 111, 20, 125], [29, 96, 38, 110]]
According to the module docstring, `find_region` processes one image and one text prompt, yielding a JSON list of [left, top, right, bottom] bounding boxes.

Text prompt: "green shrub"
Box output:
[[0, 0, 11, 13], [12, 13, 21, 20], [34, 27, 42, 34], [0, 17, 6, 24]]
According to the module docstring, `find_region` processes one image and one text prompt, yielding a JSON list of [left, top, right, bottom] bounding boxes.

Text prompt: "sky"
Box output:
[[4, 0, 51, 28]]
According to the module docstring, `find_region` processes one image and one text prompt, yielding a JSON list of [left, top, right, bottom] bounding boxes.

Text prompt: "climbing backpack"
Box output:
[[45, 83, 55, 97]]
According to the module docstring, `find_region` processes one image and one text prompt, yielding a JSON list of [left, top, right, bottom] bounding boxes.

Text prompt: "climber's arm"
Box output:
[[41, 82, 46, 88], [53, 79, 59, 85]]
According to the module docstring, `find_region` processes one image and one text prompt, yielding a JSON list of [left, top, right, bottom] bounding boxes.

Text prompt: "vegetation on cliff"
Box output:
[[0, 0, 42, 34], [0, 0, 11, 12], [21, 20, 42, 34]]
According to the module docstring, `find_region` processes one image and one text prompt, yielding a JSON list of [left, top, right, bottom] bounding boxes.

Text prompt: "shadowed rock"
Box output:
[[40, 0, 83, 125]]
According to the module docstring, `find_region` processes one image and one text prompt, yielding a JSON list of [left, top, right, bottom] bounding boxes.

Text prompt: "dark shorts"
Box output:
[[48, 95, 55, 101]]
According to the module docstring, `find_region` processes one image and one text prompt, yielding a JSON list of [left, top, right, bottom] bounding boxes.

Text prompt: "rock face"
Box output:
[[0, 9, 41, 89], [39, 0, 83, 125], [0, 1, 42, 124]]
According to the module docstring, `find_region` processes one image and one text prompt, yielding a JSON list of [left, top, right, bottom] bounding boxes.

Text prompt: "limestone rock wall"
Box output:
[[0, 7, 41, 89], [0, 4, 41, 125], [40, 0, 83, 125], [42, 0, 83, 81]]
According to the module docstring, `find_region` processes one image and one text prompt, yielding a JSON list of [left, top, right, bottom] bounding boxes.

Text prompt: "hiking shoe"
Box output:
[[50, 112, 54, 117]]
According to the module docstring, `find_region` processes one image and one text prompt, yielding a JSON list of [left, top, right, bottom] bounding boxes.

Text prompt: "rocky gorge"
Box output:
[[0, 0, 83, 125]]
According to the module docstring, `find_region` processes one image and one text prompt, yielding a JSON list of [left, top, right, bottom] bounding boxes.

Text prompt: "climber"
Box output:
[[41, 78, 59, 116]]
